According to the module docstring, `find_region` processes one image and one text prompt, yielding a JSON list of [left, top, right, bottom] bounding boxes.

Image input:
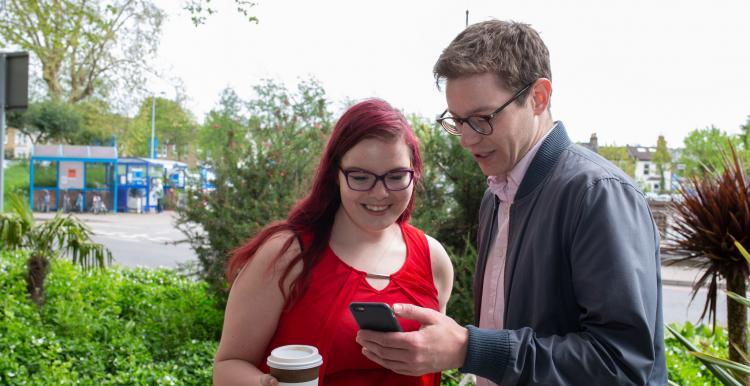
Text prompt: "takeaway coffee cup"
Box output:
[[267, 345, 323, 386]]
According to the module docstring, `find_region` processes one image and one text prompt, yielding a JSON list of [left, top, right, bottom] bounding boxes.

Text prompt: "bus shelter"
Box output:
[[29, 145, 118, 213], [116, 157, 170, 213]]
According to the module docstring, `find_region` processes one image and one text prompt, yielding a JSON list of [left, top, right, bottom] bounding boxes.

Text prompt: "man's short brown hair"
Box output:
[[433, 20, 551, 100]]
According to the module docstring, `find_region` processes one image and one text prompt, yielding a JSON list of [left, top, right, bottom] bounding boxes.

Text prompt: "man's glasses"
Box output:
[[339, 168, 415, 191], [436, 81, 534, 136]]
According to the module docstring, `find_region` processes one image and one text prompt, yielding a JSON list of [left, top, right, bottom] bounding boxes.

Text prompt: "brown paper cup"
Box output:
[[267, 345, 323, 386]]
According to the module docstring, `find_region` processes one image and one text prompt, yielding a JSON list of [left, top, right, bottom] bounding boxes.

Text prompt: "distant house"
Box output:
[[3, 127, 32, 159], [626, 145, 674, 193], [579, 133, 599, 153]]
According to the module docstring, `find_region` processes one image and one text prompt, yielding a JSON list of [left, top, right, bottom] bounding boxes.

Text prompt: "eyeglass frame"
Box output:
[[338, 167, 415, 192], [436, 81, 535, 136]]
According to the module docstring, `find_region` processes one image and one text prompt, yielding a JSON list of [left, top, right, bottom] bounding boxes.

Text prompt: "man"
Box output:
[[356, 20, 666, 385]]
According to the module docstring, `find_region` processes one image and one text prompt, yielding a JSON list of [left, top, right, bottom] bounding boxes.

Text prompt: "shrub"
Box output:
[[0, 250, 222, 385], [176, 80, 332, 294], [665, 322, 727, 386]]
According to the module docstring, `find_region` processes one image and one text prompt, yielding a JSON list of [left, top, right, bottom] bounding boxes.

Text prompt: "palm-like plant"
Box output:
[[666, 144, 750, 366], [666, 241, 750, 386], [0, 194, 111, 306]]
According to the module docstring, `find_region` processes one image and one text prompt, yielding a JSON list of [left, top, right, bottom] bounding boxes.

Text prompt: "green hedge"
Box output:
[[666, 322, 727, 386], [0, 250, 223, 385]]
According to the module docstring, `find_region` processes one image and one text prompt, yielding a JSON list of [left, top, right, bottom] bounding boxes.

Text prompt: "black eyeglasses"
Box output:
[[436, 81, 534, 136], [339, 167, 415, 191]]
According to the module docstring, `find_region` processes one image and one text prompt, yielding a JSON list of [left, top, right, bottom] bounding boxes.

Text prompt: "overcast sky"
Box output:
[[154, 0, 750, 148]]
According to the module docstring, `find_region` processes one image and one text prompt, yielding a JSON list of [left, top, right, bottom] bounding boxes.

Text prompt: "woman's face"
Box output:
[[337, 137, 414, 233]]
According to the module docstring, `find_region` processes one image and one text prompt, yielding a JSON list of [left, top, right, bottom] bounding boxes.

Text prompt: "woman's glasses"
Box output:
[[339, 168, 414, 191]]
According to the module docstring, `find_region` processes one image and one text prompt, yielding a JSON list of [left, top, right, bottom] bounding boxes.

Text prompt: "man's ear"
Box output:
[[530, 78, 552, 115]]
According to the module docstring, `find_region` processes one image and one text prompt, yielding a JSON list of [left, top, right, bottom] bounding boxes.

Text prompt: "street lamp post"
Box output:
[[150, 95, 156, 159]]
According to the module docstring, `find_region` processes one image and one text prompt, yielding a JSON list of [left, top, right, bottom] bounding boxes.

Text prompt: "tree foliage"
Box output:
[[123, 97, 196, 159], [653, 135, 671, 193], [598, 145, 636, 177], [176, 79, 332, 292], [410, 115, 486, 251], [7, 100, 83, 144], [183, 0, 258, 26], [8, 99, 125, 145], [196, 88, 247, 162], [679, 126, 743, 177], [0, 0, 164, 105], [741, 116, 750, 148]]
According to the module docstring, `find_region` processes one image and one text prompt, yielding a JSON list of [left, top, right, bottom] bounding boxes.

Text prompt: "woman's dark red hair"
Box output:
[[226, 98, 423, 305]]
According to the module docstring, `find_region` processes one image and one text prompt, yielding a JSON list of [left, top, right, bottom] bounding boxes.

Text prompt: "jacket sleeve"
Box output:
[[461, 178, 663, 385]]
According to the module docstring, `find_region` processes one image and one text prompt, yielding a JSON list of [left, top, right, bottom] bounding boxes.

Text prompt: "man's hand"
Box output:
[[355, 303, 469, 376]]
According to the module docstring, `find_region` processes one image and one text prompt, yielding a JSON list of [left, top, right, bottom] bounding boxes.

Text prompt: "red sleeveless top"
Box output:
[[260, 222, 441, 386]]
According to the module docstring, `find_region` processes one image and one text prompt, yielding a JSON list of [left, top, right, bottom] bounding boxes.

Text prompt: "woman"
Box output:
[[213, 99, 453, 386]]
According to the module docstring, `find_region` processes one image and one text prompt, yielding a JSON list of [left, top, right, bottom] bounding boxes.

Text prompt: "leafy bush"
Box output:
[[0, 250, 222, 385], [445, 239, 477, 327], [177, 80, 332, 294], [410, 115, 486, 252], [665, 322, 727, 386]]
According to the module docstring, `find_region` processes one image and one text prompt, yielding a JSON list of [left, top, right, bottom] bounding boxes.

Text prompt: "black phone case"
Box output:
[[349, 302, 403, 332]]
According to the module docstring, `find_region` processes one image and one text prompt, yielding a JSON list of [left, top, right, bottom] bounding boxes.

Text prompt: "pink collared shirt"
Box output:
[[476, 125, 555, 386], [479, 124, 556, 330]]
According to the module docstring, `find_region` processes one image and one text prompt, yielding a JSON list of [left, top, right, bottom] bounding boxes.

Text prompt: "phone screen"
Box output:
[[349, 302, 403, 332]]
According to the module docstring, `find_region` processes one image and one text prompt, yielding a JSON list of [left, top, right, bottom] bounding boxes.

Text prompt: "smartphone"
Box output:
[[349, 302, 403, 332]]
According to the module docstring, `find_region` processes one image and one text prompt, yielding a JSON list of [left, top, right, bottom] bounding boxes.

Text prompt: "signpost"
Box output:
[[0, 51, 29, 212]]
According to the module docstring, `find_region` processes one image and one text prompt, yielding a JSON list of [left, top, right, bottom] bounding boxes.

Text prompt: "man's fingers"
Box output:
[[358, 336, 413, 363], [361, 348, 420, 376], [393, 303, 442, 325], [357, 329, 409, 349]]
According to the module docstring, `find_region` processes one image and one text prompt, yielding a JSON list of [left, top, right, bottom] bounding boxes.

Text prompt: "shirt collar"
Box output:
[[487, 122, 558, 200]]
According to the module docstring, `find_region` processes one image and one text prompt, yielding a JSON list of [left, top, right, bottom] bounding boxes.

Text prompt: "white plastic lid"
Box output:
[[267, 345, 323, 370]]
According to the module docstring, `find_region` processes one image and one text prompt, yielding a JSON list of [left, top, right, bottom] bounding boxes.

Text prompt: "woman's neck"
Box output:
[[330, 207, 397, 247]]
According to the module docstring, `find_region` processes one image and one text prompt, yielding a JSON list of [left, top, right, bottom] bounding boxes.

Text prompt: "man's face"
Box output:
[[445, 73, 538, 177]]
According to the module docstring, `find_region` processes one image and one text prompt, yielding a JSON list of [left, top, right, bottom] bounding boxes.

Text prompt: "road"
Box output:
[[33, 211, 736, 325], [34, 211, 197, 269], [663, 284, 734, 327]]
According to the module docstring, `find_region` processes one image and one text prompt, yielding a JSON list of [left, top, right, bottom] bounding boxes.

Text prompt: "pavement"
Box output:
[[661, 263, 710, 289]]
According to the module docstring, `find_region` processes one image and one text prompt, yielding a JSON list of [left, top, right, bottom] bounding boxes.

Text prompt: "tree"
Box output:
[[408, 115, 486, 326], [123, 97, 196, 160], [679, 126, 742, 177], [598, 145, 636, 177], [176, 79, 332, 293], [667, 145, 750, 370], [70, 99, 129, 145], [8, 99, 83, 144], [9, 98, 128, 145], [196, 88, 248, 162], [652, 135, 671, 194], [0, 195, 111, 306], [0, 0, 164, 104], [410, 115, 486, 252], [741, 116, 750, 148], [183, 0, 258, 26]]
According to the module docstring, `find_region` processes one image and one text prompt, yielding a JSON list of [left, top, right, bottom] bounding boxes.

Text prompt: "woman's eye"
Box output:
[[350, 174, 370, 181]]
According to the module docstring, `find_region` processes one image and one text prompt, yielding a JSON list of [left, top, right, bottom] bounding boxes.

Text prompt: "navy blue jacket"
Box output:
[[461, 123, 667, 385]]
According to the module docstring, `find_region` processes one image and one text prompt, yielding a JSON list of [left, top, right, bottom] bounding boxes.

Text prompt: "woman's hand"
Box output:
[[259, 374, 279, 386]]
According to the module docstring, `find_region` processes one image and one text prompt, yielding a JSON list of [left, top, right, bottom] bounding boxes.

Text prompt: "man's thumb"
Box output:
[[393, 303, 440, 325]]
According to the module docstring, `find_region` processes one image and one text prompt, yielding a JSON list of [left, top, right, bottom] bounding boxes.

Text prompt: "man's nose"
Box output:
[[459, 123, 482, 148]]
